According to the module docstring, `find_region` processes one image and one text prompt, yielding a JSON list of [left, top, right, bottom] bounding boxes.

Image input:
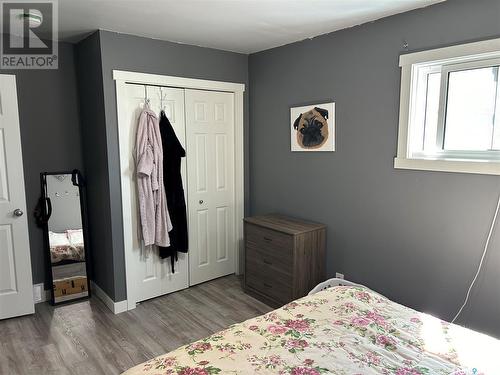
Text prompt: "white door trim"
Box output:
[[114, 70, 245, 312]]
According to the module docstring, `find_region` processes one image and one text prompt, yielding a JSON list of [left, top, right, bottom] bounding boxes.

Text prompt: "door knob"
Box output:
[[13, 208, 24, 217], [199, 200, 204, 204]]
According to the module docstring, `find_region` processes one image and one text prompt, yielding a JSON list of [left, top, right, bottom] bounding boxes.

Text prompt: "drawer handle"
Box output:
[[263, 237, 272, 242], [263, 259, 273, 265], [263, 283, 273, 288]]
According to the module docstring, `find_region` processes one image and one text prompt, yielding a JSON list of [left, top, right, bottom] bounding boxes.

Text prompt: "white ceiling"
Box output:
[[58, 0, 445, 54]]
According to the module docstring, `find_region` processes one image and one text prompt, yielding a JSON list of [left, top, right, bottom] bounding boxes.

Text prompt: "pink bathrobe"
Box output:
[[136, 106, 172, 247]]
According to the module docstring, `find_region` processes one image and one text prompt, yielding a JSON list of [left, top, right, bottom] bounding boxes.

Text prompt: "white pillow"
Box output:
[[67, 229, 84, 246]]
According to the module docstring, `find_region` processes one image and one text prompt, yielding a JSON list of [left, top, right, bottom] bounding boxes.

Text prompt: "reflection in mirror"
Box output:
[[43, 172, 89, 304]]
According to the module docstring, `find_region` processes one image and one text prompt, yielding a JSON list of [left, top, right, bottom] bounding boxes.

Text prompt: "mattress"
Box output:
[[123, 285, 499, 374]]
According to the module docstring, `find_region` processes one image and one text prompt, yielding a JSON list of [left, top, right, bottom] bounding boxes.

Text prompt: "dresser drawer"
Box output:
[[245, 223, 293, 258], [245, 243, 292, 275], [245, 267, 291, 304]]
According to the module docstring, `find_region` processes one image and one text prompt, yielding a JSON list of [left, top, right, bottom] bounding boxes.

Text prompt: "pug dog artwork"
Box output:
[[290, 102, 335, 151]]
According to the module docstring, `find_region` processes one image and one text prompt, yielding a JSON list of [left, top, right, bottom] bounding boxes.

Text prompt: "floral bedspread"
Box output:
[[50, 244, 85, 264], [123, 286, 499, 375]]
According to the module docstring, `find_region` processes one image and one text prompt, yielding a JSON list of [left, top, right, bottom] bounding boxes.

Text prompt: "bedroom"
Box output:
[[0, 0, 499, 373]]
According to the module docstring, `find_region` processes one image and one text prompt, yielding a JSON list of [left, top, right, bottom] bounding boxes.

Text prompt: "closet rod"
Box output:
[[125, 82, 226, 94], [127, 82, 184, 90]]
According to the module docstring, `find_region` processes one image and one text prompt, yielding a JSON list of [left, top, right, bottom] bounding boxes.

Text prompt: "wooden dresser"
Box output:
[[243, 214, 326, 307]]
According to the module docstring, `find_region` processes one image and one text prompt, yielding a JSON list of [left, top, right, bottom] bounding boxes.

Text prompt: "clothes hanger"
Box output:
[[144, 86, 150, 108], [159, 87, 167, 114]]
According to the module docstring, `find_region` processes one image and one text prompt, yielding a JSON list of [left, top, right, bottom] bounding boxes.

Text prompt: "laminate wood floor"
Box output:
[[0, 275, 272, 375]]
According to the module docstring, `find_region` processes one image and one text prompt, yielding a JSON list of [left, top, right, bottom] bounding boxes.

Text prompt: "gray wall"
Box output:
[[249, 0, 500, 338], [0, 41, 83, 288], [78, 30, 249, 301], [75, 32, 113, 298]]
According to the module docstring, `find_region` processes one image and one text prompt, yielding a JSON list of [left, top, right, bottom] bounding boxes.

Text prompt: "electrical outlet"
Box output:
[[335, 272, 344, 280], [33, 283, 43, 303]]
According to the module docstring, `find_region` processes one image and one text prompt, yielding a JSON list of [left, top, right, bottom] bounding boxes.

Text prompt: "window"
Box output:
[[395, 38, 500, 175]]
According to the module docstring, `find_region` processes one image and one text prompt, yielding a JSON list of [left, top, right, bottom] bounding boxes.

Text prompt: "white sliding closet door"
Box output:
[[185, 89, 236, 285], [120, 84, 188, 303]]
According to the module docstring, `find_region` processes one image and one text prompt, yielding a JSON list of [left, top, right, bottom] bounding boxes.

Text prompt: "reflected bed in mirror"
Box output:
[[41, 171, 91, 305]]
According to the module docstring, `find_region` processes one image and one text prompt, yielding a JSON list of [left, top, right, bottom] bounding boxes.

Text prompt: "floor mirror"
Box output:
[[40, 170, 91, 305]]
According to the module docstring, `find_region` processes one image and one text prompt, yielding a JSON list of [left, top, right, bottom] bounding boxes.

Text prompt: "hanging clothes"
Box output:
[[158, 110, 188, 271], [136, 105, 172, 247]]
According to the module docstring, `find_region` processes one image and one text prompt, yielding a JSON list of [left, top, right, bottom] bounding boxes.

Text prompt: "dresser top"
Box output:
[[244, 214, 326, 235]]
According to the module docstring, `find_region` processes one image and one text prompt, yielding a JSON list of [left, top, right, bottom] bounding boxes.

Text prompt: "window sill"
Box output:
[[394, 157, 500, 176]]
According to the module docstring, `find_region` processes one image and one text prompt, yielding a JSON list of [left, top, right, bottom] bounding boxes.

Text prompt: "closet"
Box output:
[[116, 73, 242, 308]]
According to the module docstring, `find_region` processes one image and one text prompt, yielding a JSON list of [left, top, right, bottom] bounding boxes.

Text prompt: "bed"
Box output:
[[123, 280, 499, 374]]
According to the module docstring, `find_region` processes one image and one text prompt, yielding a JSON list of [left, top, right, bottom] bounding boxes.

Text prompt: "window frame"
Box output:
[[395, 38, 500, 175]]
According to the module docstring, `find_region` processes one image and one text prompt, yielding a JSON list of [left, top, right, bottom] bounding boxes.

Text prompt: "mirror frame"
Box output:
[[40, 170, 92, 305]]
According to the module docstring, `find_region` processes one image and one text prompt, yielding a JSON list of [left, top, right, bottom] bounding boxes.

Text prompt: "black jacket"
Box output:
[[158, 111, 188, 271]]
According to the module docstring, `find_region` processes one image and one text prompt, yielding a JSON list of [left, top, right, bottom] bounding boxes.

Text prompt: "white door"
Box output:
[[185, 89, 236, 285], [119, 84, 188, 304], [0, 75, 34, 319]]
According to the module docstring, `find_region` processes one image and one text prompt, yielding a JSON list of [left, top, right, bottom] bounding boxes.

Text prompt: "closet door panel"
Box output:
[[186, 89, 236, 286], [215, 134, 227, 191], [196, 209, 210, 266], [216, 206, 229, 262], [121, 84, 188, 303], [122, 84, 161, 301], [195, 134, 209, 193]]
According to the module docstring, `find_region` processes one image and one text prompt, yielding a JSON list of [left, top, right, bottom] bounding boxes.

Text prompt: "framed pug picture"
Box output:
[[290, 102, 335, 152]]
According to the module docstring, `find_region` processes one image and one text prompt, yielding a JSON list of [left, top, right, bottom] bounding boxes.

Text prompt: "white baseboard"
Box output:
[[33, 281, 127, 314], [90, 281, 128, 314]]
